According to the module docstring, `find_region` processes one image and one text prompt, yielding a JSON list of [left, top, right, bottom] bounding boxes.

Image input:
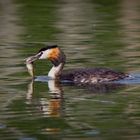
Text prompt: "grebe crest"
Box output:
[[26, 45, 128, 83]]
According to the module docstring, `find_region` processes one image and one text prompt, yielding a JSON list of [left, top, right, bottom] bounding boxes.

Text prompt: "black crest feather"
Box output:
[[38, 45, 58, 52]]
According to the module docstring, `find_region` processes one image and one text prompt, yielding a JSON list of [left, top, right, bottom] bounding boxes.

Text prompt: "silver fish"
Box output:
[[26, 56, 34, 78]]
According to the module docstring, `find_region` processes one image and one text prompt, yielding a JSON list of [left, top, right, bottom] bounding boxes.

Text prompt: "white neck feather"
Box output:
[[48, 80, 61, 93], [48, 63, 64, 79]]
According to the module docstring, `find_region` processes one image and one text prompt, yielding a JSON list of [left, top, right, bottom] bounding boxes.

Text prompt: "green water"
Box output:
[[0, 0, 140, 140]]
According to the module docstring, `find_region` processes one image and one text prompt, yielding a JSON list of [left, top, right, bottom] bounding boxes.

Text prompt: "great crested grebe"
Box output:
[[26, 45, 128, 84]]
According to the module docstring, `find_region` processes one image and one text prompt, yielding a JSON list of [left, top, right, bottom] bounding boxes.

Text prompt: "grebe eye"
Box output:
[[39, 51, 43, 55]]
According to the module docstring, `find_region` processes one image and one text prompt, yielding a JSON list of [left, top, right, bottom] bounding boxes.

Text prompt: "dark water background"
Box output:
[[0, 0, 140, 140]]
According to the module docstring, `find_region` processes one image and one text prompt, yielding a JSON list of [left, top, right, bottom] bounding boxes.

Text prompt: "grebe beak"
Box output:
[[26, 52, 42, 64]]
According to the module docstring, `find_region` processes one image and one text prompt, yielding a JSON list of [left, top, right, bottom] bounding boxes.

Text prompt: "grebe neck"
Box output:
[[48, 62, 65, 79], [48, 48, 66, 79]]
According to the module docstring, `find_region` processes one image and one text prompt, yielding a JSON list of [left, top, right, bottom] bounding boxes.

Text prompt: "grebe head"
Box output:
[[27, 45, 65, 65], [26, 45, 66, 79]]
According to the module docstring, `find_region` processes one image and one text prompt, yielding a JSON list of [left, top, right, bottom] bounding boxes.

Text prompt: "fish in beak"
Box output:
[[25, 52, 42, 78]]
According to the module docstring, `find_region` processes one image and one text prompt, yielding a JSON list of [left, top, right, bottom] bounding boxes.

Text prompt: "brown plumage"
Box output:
[[60, 68, 128, 84]]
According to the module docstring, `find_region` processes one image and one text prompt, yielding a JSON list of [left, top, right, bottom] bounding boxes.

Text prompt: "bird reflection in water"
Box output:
[[26, 79, 64, 135], [26, 77, 125, 136], [26, 79, 125, 118]]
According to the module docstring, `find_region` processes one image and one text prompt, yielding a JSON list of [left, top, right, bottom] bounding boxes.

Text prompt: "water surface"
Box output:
[[0, 0, 140, 140]]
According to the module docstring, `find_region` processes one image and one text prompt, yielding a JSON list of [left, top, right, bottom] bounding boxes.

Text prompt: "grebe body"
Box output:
[[26, 45, 128, 84], [60, 68, 127, 84]]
